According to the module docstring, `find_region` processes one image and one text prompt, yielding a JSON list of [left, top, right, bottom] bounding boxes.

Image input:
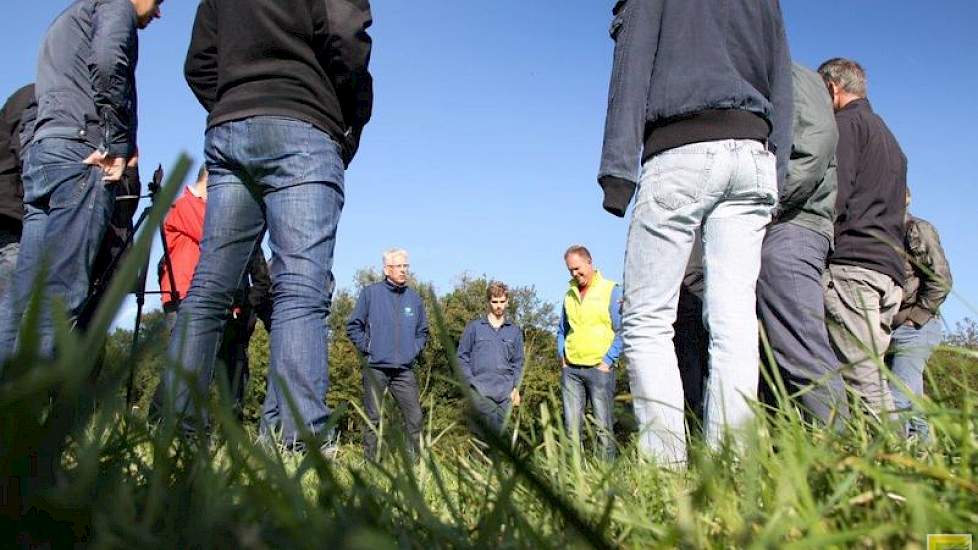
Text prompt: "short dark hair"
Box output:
[[564, 244, 592, 263], [818, 58, 867, 97], [487, 281, 509, 301]]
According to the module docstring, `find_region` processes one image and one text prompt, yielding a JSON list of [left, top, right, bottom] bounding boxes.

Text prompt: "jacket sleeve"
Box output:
[[908, 220, 953, 325], [413, 295, 429, 360], [778, 64, 837, 217], [322, 0, 374, 166], [346, 289, 370, 354], [556, 301, 568, 363], [92, 0, 138, 157], [768, 16, 794, 191], [512, 327, 525, 389], [603, 285, 624, 365], [597, 0, 665, 217], [184, 0, 219, 112], [456, 322, 475, 384], [833, 115, 858, 218]]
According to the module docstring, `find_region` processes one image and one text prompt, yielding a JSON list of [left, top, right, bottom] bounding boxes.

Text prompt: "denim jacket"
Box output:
[[598, 0, 792, 217], [32, 0, 139, 157]]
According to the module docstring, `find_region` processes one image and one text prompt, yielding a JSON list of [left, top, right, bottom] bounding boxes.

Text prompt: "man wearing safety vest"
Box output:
[[557, 245, 623, 460]]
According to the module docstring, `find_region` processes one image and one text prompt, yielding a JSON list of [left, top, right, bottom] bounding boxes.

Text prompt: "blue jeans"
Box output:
[[158, 117, 344, 447], [886, 318, 942, 440], [561, 365, 617, 459], [623, 139, 776, 467], [0, 138, 114, 365], [0, 230, 20, 299]]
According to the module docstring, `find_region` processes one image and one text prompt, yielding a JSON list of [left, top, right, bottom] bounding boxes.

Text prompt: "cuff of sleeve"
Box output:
[[105, 142, 130, 158], [598, 175, 636, 218]]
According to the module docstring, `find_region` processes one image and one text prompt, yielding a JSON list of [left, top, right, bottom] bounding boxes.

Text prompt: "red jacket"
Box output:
[[160, 187, 205, 307]]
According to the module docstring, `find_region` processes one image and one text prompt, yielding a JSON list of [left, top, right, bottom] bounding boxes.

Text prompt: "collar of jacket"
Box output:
[[384, 278, 407, 293], [839, 97, 872, 115], [567, 270, 607, 300], [479, 315, 512, 328]]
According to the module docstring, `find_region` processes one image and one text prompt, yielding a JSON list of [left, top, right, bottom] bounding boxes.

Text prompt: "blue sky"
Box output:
[[1, 1, 976, 331]]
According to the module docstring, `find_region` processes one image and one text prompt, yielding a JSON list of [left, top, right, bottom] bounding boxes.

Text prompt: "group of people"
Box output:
[[0, 0, 954, 466]]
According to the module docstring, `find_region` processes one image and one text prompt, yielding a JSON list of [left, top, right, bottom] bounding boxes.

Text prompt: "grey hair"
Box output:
[[818, 58, 867, 97], [383, 248, 409, 266], [563, 244, 592, 263]]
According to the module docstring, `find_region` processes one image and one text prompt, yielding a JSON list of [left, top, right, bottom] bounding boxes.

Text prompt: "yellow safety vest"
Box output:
[[563, 271, 616, 366]]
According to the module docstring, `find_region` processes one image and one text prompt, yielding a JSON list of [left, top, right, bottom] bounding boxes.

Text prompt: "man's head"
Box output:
[[131, 0, 163, 29], [383, 248, 409, 286], [818, 58, 866, 111], [564, 245, 594, 288], [486, 281, 509, 318]]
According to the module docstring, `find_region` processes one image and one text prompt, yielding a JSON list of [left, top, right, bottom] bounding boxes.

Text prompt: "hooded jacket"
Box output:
[[185, 0, 373, 166], [598, 0, 793, 217]]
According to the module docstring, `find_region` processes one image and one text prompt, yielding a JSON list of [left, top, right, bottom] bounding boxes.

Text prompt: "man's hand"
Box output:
[[83, 150, 126, 183], [597, 361, 611, 373], [510, 388, 521, 407]]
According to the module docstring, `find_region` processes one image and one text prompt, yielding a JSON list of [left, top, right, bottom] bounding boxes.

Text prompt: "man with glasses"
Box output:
[[347, 249, 429, 460]]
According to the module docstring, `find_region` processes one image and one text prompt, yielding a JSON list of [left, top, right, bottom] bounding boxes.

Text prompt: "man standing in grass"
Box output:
[[598, 0, 792, 467], [0, 0, 162, 365], [457, 281, 524, 442], [886, 191, 952, 441], [347, 249, 429, 460], [819, 58, 908, 419], [160, 0, 372, 454], [558, 245, 622, 460], [757, 63, 850, 427]]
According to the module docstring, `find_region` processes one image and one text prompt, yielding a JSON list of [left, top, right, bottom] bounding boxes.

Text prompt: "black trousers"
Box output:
[[362, 366, 423, 460]]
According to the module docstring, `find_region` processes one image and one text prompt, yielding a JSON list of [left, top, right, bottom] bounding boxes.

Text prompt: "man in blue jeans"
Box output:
[[0, 0, 162, 368], [886, 192, 952, 441], [159, 0, 372, 453], [346, 249, 429, 460], [597, 0, 792, 467], [457, 281, 524, 442], [558, 245, 622, 460]]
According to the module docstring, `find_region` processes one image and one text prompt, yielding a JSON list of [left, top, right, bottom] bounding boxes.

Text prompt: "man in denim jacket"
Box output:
[[0, 0, 162, 365], [598, 0, 792, 467]]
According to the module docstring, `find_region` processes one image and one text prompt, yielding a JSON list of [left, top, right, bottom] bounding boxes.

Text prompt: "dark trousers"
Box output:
[[757, 223, 850, 426], [362, 366, 423, 460], [469, 393, 510, 443], [674, 286, 709, 426]]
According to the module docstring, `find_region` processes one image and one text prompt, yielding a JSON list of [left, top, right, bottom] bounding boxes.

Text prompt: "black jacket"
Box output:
[[185, 0, 373, 166], [598, 0, 793, 217], [0, 84, 34, 230], [829, 99, 907, 285]]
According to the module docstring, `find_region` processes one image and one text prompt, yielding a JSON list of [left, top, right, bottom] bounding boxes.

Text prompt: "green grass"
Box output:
[[1, 157, 977, 548]]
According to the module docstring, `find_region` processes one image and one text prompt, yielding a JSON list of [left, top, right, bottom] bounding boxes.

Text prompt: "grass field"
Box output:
[[1, 157, 976, 548]]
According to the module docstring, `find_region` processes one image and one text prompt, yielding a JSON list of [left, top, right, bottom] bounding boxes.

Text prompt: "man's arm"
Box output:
[[456, 322, 475, 384], [184, 0, 219, 112], [833, 115, 858, 217], [597, 0, 665, 217], [322, 0, 374, 166], [602, 285, 624, 366], [768, 15, 794, 191], [92, 0, 138, 159], [413, 295, 429, 360], [556, 302, 569, 365], [512, 327, 525, 389], [778, 64, 837, 217], [908, 220, 953, 326], [345, 290, 370, 354]]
